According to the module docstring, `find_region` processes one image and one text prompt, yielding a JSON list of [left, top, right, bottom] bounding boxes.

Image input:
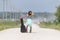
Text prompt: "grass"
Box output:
[[39, 22, 60, 30], [0, 20, 20, 31], [1, 20, 60, 31]]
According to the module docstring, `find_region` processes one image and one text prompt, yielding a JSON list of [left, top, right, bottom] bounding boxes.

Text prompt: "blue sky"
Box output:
[[0, 0, 60, 13]]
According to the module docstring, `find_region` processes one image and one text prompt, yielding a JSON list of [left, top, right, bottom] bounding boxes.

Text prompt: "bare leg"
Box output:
[[30, 27, 32, 33], [26, 25, 28, 33], [27, 25, 32, 33]]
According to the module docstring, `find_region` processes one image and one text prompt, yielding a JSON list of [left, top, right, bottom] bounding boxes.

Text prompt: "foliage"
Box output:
[[55, 5, 60, 22], [40, 22, 60, 30], [0, 20, 20, 31]]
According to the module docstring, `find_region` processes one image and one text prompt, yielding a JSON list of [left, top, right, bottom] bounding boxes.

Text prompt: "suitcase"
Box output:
[[20, 18, 26, 33]]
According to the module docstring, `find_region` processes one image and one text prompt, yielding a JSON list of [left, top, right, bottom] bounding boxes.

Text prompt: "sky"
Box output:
[[0, 0, 60, 13]]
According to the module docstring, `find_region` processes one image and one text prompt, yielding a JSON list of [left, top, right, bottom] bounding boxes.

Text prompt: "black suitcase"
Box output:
[[20, 18, 26, 33]]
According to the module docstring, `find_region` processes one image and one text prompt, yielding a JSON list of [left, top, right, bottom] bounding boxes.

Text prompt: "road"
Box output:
[[0, 23, 60, 40]]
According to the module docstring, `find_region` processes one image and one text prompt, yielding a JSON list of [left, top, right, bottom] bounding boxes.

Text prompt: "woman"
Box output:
[[20, 11, 33, 33], [26, 11, 33, 33]]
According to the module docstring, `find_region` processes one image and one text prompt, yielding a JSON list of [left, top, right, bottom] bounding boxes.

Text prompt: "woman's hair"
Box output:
[[28, 11, 32, 16]]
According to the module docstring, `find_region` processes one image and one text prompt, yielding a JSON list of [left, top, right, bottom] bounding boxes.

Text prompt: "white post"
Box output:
[[6, 0, 7, 20], [3, 13, 4, 20], [6, 12, 7, 20], [10, 13, 11, 20], [3, 0, 5, 20], [13, 13, 14, 20]]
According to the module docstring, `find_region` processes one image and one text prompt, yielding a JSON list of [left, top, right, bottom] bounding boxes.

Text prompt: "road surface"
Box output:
[[0, 23, 60, 40]]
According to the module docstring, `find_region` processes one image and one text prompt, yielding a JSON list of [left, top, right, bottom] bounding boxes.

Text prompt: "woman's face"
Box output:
[[27, 11, 33, 16]]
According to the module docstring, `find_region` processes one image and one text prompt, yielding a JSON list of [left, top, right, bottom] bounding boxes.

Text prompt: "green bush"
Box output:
[[55, 5, 60, 23], [0, 20, 20, 31], [40, 21, 60, 30]]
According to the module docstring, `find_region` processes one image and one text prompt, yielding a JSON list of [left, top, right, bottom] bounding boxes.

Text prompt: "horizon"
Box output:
[[0, 11, 53, 13]]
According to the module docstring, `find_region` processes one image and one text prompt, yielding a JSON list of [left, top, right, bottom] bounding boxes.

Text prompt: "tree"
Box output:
[[55, 5, 60, 22]]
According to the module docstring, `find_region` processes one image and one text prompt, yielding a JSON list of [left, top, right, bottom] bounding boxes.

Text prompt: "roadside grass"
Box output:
[[39, 22, 60, 30], [0, 20, 20, 31]]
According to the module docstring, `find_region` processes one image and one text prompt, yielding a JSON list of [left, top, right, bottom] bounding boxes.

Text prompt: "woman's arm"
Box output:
[[20, 14, 27, 18]]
